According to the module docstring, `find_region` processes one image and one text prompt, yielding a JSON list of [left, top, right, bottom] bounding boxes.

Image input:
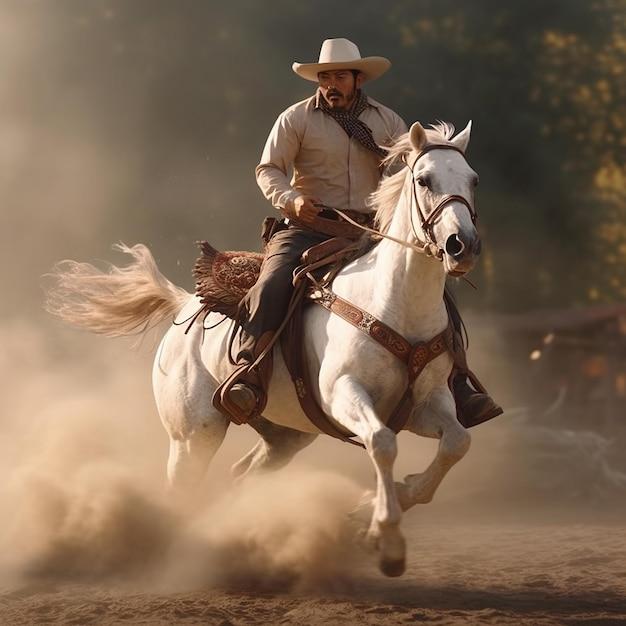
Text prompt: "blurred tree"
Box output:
[[387, 0, 625, 309], [534, 1, 626, 302]]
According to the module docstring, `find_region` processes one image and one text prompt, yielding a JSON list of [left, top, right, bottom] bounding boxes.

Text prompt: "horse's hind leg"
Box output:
[[398, 386, 471, 509], [166, 413, 229, 501], [231, 416, 317, 480]]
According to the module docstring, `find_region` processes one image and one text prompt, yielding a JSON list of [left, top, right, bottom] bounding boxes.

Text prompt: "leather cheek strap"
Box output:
[[405, 145, 478, 251]]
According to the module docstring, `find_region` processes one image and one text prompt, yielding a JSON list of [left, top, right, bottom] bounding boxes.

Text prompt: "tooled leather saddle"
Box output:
[[193, 243, 265, 319], [193, 236, 363, 318]]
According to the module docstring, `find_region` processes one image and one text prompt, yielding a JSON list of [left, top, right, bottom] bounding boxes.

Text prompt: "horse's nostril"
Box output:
[[445, 234, 465, 257]]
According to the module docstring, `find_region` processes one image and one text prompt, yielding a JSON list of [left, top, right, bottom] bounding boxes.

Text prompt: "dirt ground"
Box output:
[[2, 517, 625, 625]]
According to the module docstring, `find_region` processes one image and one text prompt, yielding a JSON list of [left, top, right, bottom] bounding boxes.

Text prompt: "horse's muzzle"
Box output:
[[444, 233, 481, 275]]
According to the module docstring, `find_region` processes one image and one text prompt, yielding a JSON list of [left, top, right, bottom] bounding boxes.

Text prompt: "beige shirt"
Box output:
[[255, 92, 408, 213]]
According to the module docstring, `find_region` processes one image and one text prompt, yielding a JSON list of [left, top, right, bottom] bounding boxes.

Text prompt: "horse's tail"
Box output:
[[45, 243, 190, 338]]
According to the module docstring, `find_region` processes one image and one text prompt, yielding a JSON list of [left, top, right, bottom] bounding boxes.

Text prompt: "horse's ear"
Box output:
[[409, 122, 427, 151], [451, 120, 472, 153]]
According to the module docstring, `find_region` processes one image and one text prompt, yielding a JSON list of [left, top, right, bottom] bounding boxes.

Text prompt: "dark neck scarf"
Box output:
[[317, 89, 388, 160]]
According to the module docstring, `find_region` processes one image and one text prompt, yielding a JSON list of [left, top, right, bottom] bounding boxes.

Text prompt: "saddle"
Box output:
[[193, 236, 361, 319], [193, 243, 264, 319], [192, 234, 469, 445]]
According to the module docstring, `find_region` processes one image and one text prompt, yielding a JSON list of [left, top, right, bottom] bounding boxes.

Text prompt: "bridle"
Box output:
[[329, 144, 478, 261], [403, 144, 478, 261]]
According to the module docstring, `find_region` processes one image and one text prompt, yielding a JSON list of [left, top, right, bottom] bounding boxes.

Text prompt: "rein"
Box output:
[[321, 144, 478, 261], [318, 204, 439, 257]]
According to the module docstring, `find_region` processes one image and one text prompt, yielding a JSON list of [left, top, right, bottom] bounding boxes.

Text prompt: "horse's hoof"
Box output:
[[380, 556, 406, 577], [376, 527, 406, 576], [400, 475, 433, 505]]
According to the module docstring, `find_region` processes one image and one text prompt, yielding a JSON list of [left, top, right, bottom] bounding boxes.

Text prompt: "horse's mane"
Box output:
[[370, 122, 456, 233]]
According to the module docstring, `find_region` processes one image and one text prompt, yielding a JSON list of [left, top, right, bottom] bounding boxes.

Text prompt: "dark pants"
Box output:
[[235, 224, 331, 363]]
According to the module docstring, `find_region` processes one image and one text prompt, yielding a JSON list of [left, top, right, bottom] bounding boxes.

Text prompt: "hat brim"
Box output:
[[292, 56, 391, 83]]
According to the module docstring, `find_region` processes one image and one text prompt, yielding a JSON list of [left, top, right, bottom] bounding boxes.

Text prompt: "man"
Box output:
[[214, 38, 501, 428]]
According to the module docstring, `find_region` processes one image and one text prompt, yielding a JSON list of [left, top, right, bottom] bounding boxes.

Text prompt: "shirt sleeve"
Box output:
[[255, 108, 303, 211], [392, 112, 408, 140], [383, 110, 409, 176]]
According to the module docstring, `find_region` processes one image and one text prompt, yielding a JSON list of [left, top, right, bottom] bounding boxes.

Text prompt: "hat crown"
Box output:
[[318, 38, 362, 64]]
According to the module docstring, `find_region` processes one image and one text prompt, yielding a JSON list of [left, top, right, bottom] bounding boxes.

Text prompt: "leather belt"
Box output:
[[318, 208, 373, 224], [291, 209, 375, 239]]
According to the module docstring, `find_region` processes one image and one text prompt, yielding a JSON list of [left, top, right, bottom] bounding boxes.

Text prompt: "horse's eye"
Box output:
[[473, 177, 479, 187], [417, 177, 429, 188]]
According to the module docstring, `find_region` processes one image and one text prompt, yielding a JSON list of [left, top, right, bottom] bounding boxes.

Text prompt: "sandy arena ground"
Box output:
[[2, 518, 625, 625], [0, 502, 626, 626]]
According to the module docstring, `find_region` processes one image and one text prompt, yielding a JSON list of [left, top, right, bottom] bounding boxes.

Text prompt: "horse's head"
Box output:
[[406, 121, 480, 277]]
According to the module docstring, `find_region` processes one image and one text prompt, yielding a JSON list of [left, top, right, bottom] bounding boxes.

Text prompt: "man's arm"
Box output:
[[255, 109, 319, 222], [255, 110, 302, 212]]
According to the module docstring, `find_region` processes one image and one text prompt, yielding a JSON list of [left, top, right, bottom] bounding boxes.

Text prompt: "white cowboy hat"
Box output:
[[292, 38, 391, 83]]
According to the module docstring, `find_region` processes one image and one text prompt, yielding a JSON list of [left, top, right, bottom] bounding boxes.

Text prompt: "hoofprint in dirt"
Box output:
[[2, 520, 624, 625]]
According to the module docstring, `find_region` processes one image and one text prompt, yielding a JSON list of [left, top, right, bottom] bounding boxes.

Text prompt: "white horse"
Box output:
[[47, 121, 480, 577]]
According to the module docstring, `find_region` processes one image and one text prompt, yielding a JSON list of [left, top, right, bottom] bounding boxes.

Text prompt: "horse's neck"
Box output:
[[335, 192, 448, 341]]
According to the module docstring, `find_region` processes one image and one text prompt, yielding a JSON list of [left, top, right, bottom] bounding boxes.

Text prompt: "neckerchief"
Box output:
[[317, 89, 388, 160]]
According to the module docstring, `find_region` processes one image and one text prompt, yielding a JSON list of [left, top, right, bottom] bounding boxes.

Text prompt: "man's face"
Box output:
[[318, 69, 364, 110]]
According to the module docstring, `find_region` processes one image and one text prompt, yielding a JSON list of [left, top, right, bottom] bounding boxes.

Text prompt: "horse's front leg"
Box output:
[[397, 386, 471, 509], [328, 374, 405, 577]]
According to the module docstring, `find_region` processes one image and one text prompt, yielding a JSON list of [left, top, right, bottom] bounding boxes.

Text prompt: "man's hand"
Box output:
[[287, 195, 320, 223]]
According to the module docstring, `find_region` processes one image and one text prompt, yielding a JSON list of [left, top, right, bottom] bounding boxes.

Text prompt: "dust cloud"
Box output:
[[0, 2, 374, 593], [0, 322, 367, 593]]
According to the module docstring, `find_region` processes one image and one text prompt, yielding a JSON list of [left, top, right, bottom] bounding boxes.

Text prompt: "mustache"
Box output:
[[326, 89, 343, 97]]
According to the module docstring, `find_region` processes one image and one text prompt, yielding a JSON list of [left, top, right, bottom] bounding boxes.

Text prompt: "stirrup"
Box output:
[[451, 370, 503, 429], [457, 393, 503, 428], [228, 383, 259, 415], [212, 368, 266, 425]]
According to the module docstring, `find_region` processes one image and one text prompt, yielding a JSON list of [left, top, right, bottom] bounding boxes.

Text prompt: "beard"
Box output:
[[323, 87, 357, 110]]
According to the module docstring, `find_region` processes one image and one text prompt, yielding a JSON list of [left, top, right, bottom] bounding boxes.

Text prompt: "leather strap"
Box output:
[[311, 288, 411, 361], [281, 282, 365, 447], [406, 144, 477, 259], [310, 286, 453, 433]]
